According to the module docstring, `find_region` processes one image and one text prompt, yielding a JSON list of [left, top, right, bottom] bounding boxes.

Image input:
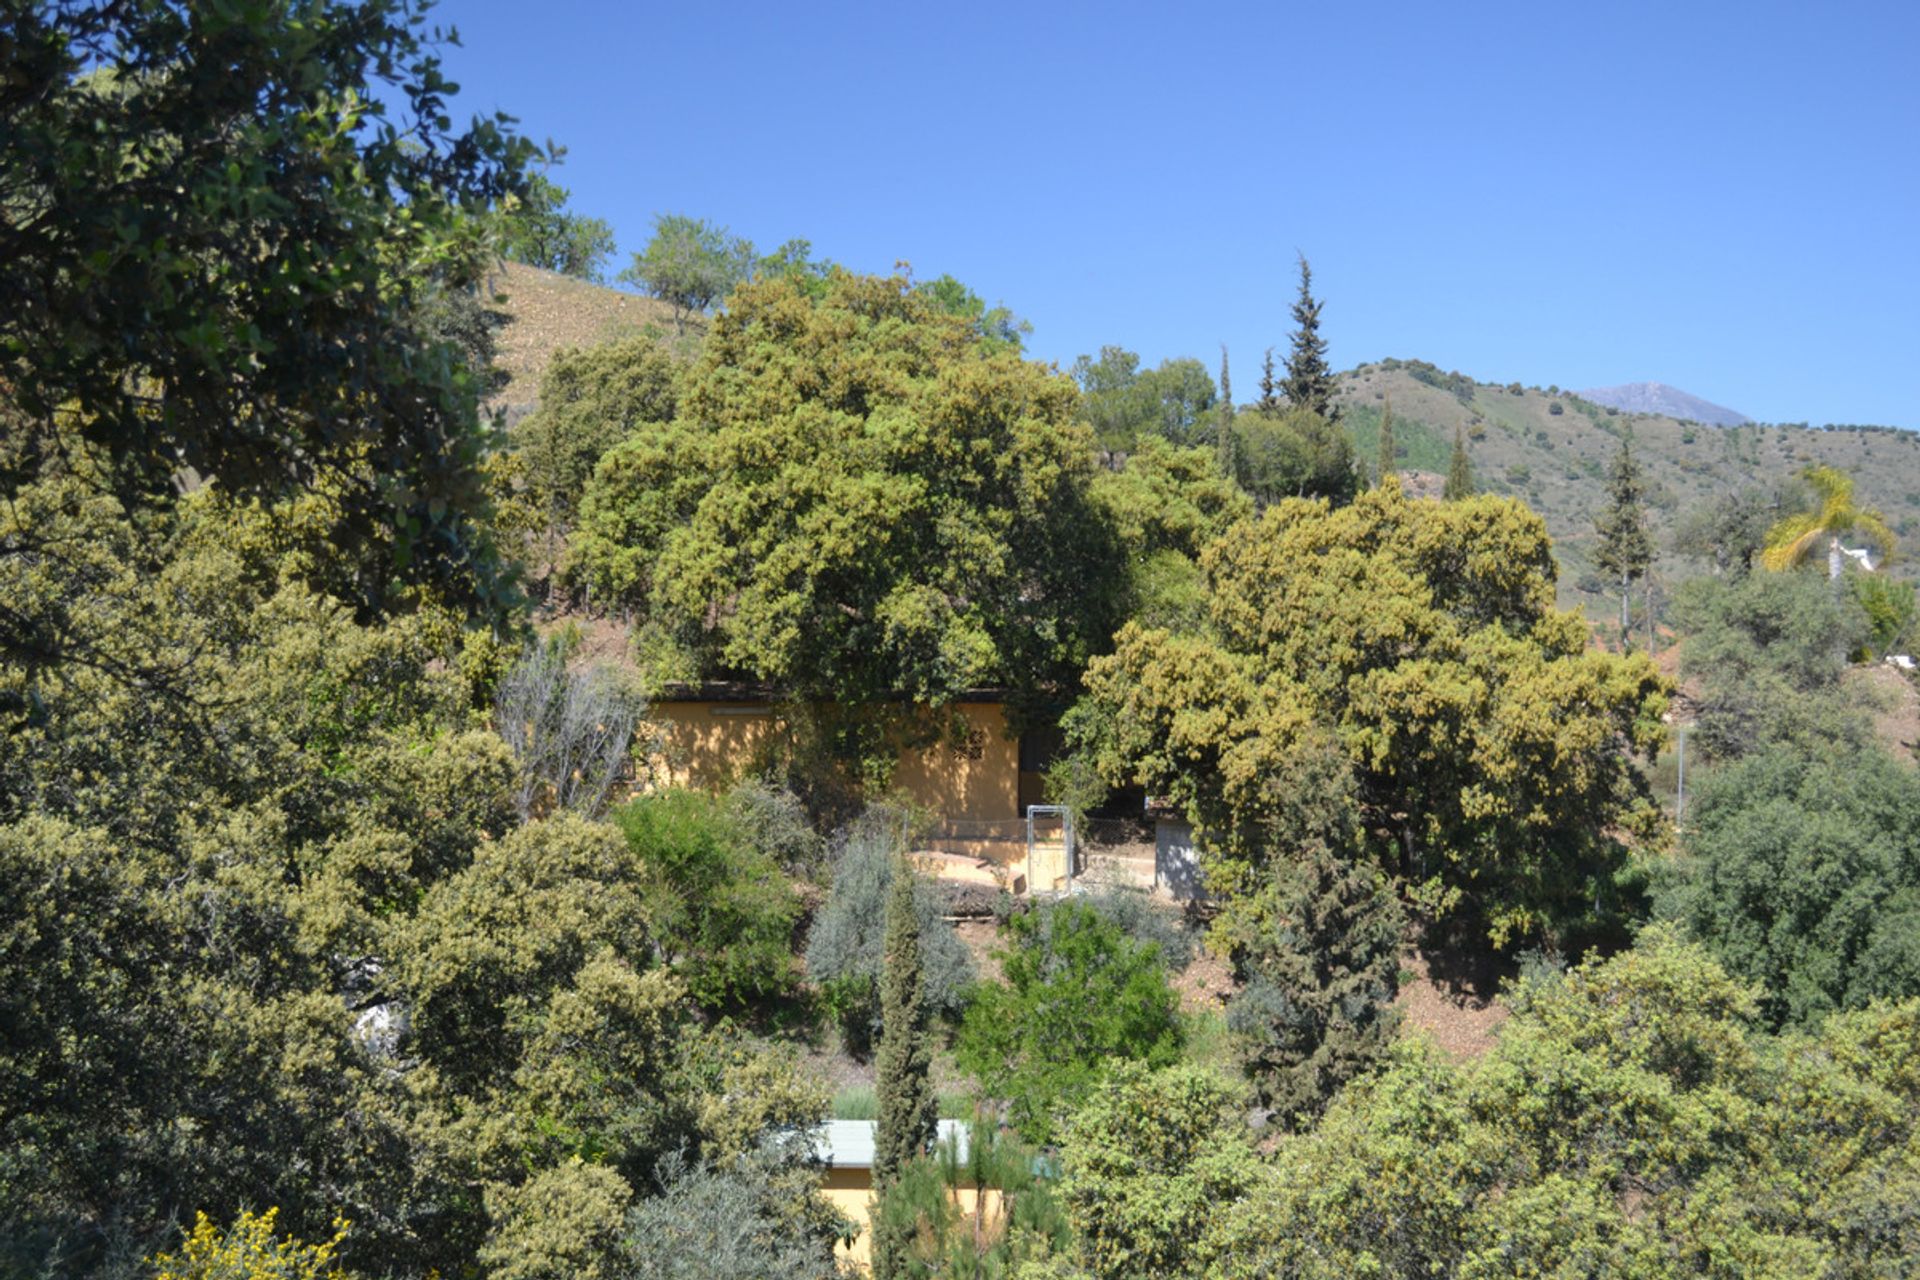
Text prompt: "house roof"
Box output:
[[812, 1118, 972, 1170]]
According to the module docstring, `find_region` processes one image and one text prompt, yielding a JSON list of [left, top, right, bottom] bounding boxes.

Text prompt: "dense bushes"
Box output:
[[1205, 932, 1920, 1277], [610, 790, 803, 1008], [803, 826, 975, 1052], [958, 901, 1182, 1142], [1657, 743, 1920, 1027]]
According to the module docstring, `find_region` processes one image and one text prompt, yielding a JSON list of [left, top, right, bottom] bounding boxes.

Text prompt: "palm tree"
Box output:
[[1761, 465, 1895, 580]]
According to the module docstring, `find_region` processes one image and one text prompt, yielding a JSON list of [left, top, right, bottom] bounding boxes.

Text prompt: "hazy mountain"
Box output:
[[1577, 381, 1749, 427]]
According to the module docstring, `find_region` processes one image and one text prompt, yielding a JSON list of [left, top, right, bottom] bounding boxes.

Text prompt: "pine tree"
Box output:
[[871, 859, 936, 1277], [1595, 437, 1654, 648], [1374, 400, 1396, 487], [1225, 845, 1404, 1125], [1444, 425, 1475, 499], [1217, 344, 1236, 478], [1257, 346, 1280, 415], [1281, 254, 1340, 423]]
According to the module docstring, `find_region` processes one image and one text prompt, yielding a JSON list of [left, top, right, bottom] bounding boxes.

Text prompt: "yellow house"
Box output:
[[815, 1119, 1001, 1269], [647, 684, 1065, 875]]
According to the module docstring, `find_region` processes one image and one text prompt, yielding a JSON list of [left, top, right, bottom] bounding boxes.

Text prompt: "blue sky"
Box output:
[[432, 0, 1919, 427]]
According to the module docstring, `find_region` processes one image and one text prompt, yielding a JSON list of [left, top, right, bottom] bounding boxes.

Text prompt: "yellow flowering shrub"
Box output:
[[152, 1209, 350, 1280]]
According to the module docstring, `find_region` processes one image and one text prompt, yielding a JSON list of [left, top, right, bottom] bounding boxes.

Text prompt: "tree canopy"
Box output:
[[619, 214, 755, 334], [1070, 480, 1668, 946], [2, 0, 532, 624], [570, 271, 1127, 730], [496, 169, 618, 281]]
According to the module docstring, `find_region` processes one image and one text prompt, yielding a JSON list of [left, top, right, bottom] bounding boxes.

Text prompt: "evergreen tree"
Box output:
[[1595, 436, 1654, 647], [1257, 346, 1280, 415], [871, 859, 936, 1277], [1281, 255, 1340, 423], [1374, 400, 1396, 486], [1444, 425, 1475, 499], [1223, 846, 1405, 1125], [1217, 344, 1236, 478]]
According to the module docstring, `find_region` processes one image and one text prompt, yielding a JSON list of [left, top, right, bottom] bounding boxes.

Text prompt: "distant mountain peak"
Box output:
[[1576, 382, 1749, 427]]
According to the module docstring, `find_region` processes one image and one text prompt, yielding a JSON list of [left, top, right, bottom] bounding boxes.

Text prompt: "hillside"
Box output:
[[483, 261, 689, 419], [1334, 360, 1920, 614], [481, 273, 1920, 622], [1577, 381, 1749, 426]]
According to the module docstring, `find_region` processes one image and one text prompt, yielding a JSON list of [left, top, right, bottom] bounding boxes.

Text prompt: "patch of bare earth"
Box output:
[[1845, 662, 1920, 766], [1395, 947, 1508, 1059], [1171, 941, 1235, 1015], [484, 261, 692, 411]]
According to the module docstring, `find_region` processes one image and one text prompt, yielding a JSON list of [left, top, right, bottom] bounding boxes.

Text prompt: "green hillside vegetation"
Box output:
[[8, 8, 1920, 1278], [1338, 360, 1920, 613]]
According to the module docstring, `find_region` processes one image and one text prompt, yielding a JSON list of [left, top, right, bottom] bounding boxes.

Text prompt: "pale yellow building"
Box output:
[[647, 685, 1061, 875], [815, 1120, 1002, 1269]]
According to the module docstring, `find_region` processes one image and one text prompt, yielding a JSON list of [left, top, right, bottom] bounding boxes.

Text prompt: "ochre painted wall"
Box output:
[[649, 700, 781, 791], [648, 700, 1022, 827], [893, 702, 1020, 824]]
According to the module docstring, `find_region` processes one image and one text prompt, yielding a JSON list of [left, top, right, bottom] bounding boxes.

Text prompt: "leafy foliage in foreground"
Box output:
[[958, 902, 1182, 1143], [1056, 1064, 1259, 1280], [1205, 930, 1920, 1278], [2, 0, 531, 625]]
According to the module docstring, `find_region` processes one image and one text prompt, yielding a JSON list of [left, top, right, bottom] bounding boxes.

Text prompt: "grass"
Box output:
[[832, 1085, 979, 1121], [1178, 1006, 1236, 1078]]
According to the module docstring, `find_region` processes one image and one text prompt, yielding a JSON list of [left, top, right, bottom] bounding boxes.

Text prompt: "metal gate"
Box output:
[[1024, 805, 1076, 897]]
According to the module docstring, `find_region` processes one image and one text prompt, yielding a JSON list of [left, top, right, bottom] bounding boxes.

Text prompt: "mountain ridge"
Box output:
[[1577, 381, 1750, 427]]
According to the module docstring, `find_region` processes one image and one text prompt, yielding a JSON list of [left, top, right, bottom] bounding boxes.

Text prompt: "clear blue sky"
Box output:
[[433, 0, 1919, 427]]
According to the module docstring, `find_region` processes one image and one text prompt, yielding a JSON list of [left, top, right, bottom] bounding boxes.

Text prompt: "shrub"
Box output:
[[618, 1139, 843, 1280], [610, 790, 801, 1008], [496, 640, 655, 820], [1656, 743, 1920, 1027], [1057, 1063, 1258, 1280], [724, 780, 825, 879], [803, 827, 974, 1053], [152, 1210, 349, 1280], [1077, 888, 1195, 971], [870, 1120, 1072, 1276], [957, 901, 1183, 1142], [1548, 400, 1565, 416]]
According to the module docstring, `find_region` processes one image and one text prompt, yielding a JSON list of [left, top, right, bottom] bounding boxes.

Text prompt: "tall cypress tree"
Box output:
[[1257, 346, 1280, 415], [1217, 344, 1236, 477], [872, 858, 935, 1185], [1444, 425, 1475, 499], [1374, 400, 1397, 487], [871, 859, 936, 1279], [1595, 437, 1654, 648], [1282, 254, 1340, 423]]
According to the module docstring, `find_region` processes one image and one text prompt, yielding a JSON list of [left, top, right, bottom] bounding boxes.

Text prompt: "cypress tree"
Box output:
[[1257, 346, 1279, 415], [870, 859, 937, 1279], [1595, 436, 1654, 648], [1282, 254, 1340, 423], [1217, 344, 1236, 477], [1444, 425, 1475, 499], [1374, 400, 1396, 486], [873, 858, 935, 1185]]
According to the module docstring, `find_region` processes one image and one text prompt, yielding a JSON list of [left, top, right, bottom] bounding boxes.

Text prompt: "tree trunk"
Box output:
[[1828, 536, 1844, 581], [1620, 572, 1632, 651]]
